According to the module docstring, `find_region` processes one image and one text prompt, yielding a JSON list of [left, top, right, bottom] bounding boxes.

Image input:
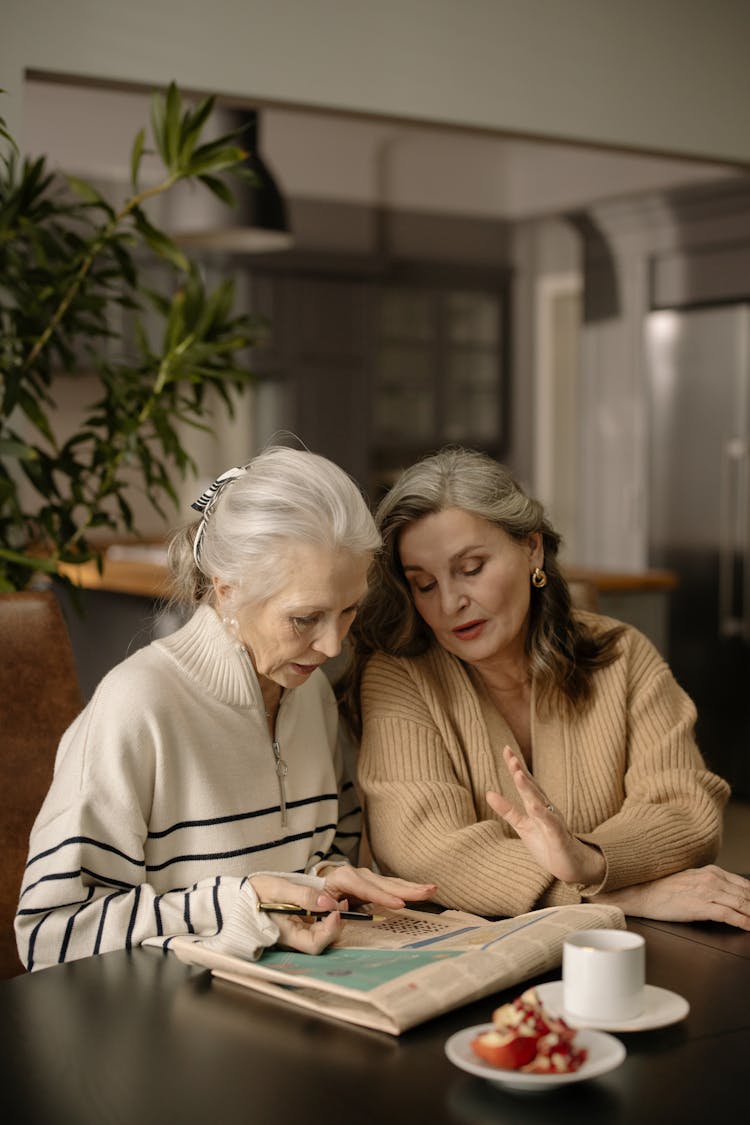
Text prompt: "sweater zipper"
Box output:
[[272, 739, 288, 828], [242, 645, 288, 830]]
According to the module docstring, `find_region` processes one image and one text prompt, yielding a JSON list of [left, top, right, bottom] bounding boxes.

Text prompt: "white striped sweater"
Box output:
[[16, 605, 360, 970]]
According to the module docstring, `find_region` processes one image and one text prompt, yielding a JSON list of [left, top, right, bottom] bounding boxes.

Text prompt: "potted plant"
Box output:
[[0, 82, 264, 593]]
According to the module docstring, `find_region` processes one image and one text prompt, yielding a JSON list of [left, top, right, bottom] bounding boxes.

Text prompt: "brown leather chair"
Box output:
[[0, 589, 83, 978]]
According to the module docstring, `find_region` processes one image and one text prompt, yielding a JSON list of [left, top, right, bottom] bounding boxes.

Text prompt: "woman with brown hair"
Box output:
[[348, 447, 749, 928]]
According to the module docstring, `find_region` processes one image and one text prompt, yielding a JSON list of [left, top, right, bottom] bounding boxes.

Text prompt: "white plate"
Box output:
[[536, 980, 690, 1032], [444, 1022, 626, 1093]]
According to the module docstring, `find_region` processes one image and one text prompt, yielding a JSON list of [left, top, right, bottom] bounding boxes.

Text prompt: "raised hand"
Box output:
[[486, 745, 606, 887]]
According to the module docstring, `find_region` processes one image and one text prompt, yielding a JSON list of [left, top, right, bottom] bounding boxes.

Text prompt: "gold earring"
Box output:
[[531, 567, 547, 589]]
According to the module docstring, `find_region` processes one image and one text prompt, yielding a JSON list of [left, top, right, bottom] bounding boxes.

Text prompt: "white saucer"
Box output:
[[445, 1022, 625, 1093], [536, 980, 689, 1032]]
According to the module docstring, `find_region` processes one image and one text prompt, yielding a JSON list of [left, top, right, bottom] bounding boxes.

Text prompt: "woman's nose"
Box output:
[[312, 621, 344, 659], [440, 584, 469, 616]]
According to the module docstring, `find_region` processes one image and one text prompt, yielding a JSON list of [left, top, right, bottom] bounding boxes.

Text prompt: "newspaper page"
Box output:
[[171, 902, 625, 1035]]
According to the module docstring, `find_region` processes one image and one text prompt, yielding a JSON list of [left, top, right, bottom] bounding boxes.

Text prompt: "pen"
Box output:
[[258, 902, 385, 922]]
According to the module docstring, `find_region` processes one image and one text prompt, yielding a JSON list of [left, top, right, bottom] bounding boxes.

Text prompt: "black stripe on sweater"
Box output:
[[94, 890, 128, 955], [19, 866, 136, 901], [125, 886, 141, 950], [147, 793, 338, 839], [145, 823, 338, 872], [59, 887, 96, 962], [212, 876, 223, 933], [25, 836, 145, 873]]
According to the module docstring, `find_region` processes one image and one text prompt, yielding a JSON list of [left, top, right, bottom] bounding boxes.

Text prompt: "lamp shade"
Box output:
[[167, 108, 293, 253]]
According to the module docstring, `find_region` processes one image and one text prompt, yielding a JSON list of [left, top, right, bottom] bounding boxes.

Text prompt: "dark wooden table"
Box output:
[[2, 917, 748, 1125]]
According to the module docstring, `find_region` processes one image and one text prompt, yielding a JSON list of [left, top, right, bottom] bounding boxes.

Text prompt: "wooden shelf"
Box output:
[[58, 545, 174, 599], [564, 567, 678, 594], [58, 546, 677, 600]]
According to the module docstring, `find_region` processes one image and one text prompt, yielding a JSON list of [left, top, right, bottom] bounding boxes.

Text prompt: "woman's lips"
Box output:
[[452, 619, 486, 641], [290, 662, 321, 676]]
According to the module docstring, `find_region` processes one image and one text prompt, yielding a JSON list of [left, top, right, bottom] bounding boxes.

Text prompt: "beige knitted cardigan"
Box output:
[[358, 614, 730, 917]]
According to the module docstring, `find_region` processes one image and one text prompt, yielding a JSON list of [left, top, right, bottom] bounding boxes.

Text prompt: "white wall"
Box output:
[[4, 0, 750, 165]]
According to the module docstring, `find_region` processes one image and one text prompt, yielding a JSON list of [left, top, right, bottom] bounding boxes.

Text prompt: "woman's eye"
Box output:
[[415, 580, 436, 594], [291, 614, 319, 630], [463, 562, 484, 577]]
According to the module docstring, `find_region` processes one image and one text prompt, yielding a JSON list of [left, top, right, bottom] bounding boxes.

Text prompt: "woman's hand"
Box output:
[[318, 865, 437, 910], [248, 873, 344, 954], [591, 866, 750, 930], [486, 745, 606, 888]]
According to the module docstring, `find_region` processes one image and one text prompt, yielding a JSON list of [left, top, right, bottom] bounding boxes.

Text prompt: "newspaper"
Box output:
[[171, 901, 625, 1035]]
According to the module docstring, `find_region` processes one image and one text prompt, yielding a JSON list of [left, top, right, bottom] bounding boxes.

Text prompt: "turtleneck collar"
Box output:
[[155, 604, 266, 710]]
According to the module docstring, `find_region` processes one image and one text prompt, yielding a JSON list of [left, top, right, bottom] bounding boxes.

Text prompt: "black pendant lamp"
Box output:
[[168, 108, 293, 253]]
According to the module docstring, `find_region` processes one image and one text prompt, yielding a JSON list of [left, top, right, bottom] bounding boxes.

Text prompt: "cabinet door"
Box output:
[[442, 290, 503, 444], [248, 273, 507, 496], [250, 275, 372, 485], [373, 284, 505, 472], [374, 288, 436, 445]]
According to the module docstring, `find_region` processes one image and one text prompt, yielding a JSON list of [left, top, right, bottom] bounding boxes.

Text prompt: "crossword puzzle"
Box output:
[[376, 916, 454, 937]]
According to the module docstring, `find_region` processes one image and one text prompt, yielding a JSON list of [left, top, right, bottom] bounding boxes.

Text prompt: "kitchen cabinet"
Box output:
[[372, 285, 506, 482], [245, 266, 509, 494]]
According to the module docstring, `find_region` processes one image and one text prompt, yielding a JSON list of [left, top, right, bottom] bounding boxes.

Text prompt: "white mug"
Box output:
[[562, 928, 646, 1022]]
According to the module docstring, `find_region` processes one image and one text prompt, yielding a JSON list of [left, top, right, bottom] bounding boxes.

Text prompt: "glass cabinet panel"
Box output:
[[445, 291, 499, 346], [378, 289, 434, 340], [373, 284, 504, 454], [375, 344, 435, 442], [443, 350, 500, 442]]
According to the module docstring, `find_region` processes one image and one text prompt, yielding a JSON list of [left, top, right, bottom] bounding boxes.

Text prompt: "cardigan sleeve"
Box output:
[[358, 653, 577, 917], [575, 628, 730, 894], [14, 697, 263, 972], [313, 716, 362, 871]]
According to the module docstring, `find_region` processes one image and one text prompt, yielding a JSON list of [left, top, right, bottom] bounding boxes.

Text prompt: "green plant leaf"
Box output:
[[197, 174, 235, 206], [164, 82, 181, 167], [1, 80, 261, 591], [0, 547, 59, 573], [66, 176, 114, 215], [178, 95, 214, 164], [182, 139, 247, 179], [132, 206, 191, 272], [149, 88, 168, 164], [0, 438, 38, 460], [130, 127, 145, 188]]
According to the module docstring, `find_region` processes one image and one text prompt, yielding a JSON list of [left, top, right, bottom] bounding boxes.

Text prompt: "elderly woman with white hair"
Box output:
[[16, 447, 434, 971]]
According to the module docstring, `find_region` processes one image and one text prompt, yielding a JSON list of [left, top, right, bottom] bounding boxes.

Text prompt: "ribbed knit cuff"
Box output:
[[202, 880, 280, 962], [201, 872, 328, 962], [573, 839, 609, 898], [311, 858, 348, 878], [537, 879, 581, 908]]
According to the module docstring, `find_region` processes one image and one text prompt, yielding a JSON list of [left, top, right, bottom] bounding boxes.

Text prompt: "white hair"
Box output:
[[168, 447, 380, 609]]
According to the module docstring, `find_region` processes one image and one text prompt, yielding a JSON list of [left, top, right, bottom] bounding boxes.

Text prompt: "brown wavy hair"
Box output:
[[340, 447, 623, 735]]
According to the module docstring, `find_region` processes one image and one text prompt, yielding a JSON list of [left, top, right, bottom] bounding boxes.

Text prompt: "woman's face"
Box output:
[[219, 544, 370, 690], [398, 507, 543, 669]]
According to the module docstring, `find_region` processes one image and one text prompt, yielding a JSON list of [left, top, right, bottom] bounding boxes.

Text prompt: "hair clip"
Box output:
[[191, 465, 247, 567]]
